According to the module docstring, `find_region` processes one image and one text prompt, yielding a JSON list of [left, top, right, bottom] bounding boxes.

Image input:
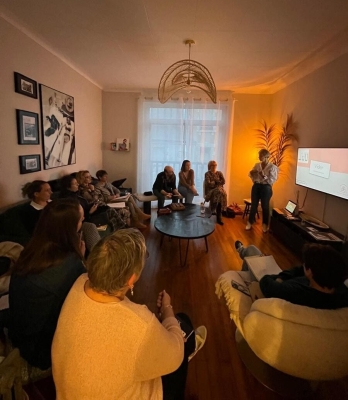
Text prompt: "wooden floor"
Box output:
[[134, 210, 348, 400]]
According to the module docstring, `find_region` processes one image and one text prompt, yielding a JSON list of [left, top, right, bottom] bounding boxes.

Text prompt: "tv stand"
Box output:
[[300, 213, 330, 230], [270, 210, 343, 257]]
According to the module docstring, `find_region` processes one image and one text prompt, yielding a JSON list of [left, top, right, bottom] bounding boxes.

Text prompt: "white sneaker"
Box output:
[[245, 222, 252, 230], [188, 325, 207, 362], [262, 224, 269, 233]]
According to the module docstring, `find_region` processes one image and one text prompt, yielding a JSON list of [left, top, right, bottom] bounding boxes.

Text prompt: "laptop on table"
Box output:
[[274, 200, 299, 219]]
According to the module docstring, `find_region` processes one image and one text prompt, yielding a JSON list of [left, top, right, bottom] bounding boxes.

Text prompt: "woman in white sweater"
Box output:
[[52, 229, 206, 400]]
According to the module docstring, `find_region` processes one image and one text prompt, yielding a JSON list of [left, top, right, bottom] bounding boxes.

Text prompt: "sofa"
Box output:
[[0, 177, 112, 246], [215, 270, 348, 382]]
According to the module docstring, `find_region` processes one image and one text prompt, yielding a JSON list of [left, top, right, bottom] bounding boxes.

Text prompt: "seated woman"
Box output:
[[59, 175, 130, 232], [9, 199, 86, 371], [20, 180, 52, 234], [204, 160, 227, 225], [21, 180, 100, 252], [76, 170, 98, 203], [94, 169, 150, 229], [178, 160, 198, 204], [52, 229, 207, 400]]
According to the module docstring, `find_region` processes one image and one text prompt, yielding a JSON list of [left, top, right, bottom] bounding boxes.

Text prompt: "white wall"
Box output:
[[271, 52, 348, 235], [0, 17, 102, 208], [102, 92, 139, 192]]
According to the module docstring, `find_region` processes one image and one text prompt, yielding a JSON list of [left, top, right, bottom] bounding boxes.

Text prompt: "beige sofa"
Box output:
[[215, 270, 348, 381]]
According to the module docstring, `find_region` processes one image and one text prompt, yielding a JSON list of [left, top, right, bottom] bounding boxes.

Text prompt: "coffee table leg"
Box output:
[[178, 239, 190, 267], [205, 236, 209, 252]]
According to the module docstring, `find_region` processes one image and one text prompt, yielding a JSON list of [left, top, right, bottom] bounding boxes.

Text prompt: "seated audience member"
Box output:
[[235, 241, 348, 309], [178, 160, 198, 204], [59, 175, 130, 231], [9, 199, 86, 371], [204, 160, 227, 225], [76, 170, 98, 203], [21, 179, 99, 252], [20, 180, 52, 234], [247, 148, 278, 232], [52, 229, 207, 400], [153, 166, 183, 209], [94, 170, 150, 229]]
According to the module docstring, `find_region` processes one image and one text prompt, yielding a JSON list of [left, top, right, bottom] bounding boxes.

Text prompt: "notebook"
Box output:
[[108, 202, 126, 208], [244, 255, 282, 281]]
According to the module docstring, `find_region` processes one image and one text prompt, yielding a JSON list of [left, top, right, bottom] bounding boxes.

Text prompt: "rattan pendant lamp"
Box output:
[[158, 39, 217, 104]]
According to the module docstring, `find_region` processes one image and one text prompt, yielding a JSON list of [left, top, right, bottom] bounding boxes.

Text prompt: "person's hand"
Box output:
[[275, 278, 283, 283], [114, 194, 120, 199], [166, 193, 172, 199], [89, 184, 95, 191], [157, 290, 171, 311], [89, 203, 98, 214], [79, 239, 86, 257]]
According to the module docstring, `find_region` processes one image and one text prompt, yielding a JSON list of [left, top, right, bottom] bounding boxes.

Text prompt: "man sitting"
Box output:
[[235, 241, 348, 309], [153, 166, 183, 209]]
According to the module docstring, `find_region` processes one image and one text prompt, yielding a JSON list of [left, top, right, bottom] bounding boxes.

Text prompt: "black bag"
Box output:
[[143, 191, 153, 196], [225, 206, 236, 218]]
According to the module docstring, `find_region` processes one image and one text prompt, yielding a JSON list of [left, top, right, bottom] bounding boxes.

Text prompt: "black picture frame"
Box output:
[[40, 84, 76, 169], [16, 109, 40, 145], [14, 72, 38, 99], [19, 155, 41, 174]]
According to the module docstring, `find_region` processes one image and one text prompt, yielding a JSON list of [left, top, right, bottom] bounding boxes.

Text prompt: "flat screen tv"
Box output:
[[296, 148, 348, 200]]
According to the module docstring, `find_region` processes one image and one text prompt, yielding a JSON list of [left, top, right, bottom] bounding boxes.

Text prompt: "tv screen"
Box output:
[[296, 148, 348, 200]]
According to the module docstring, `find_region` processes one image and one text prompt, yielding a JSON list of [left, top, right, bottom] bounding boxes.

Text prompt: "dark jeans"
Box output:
[[249, 183, 273, 225], [162, 313, 195, 400], [153, 189, 179, 209]]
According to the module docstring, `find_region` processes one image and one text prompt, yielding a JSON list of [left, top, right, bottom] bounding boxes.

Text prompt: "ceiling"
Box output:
[[1, 0, 348, 94]]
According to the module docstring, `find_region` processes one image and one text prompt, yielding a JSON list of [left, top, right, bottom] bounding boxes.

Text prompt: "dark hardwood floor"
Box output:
[[25, 210, 348, 399], [135, 210, 348, 400]]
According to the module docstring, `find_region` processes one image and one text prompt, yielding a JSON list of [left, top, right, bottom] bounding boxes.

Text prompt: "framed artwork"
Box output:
[[16, 109, 39, 145], [39, 84, 76, 169], [116, 138, 130, 151], [19, 155, 41, 174], [14, 72, 38, 99]]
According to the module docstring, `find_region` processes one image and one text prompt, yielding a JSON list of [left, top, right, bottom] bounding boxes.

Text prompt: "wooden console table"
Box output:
[[270, 209, 344, 257]]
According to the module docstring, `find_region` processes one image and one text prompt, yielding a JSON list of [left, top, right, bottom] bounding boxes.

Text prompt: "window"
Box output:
[[137, 96, 232, 201]]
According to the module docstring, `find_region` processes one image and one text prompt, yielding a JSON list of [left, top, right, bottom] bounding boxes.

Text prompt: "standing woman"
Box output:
[[9, 199, 86, 372], [247, 149, 278, 232], [178, 160, 198, 204], [204, 160, 227, 225]]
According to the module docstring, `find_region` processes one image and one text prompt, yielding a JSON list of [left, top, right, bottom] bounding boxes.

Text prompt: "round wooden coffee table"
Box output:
[[154, 204, 215, 267]]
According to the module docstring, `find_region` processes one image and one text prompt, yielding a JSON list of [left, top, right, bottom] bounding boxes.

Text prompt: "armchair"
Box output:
[[216, 270, 348, 394]]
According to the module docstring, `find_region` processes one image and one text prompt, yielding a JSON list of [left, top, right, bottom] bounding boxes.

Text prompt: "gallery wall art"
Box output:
[[40, 84, 76, 169]]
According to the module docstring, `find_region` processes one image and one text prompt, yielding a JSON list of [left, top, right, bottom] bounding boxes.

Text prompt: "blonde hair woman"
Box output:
[[52, 229, 206, 400], [204, 160, 227, 225]]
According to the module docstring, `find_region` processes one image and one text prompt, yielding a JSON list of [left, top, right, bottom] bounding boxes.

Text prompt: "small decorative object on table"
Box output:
[[169, 203, 185, 211], [157, 208, 172, 215]]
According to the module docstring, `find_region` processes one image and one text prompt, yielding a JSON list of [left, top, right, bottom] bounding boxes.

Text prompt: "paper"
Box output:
[[244, 255, 282, 281], [108, 202, 126, 208], [113, 194, 131, 201]]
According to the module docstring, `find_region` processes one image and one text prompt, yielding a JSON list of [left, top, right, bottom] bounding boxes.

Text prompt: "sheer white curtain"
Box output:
[[137, 93, 233, 203]]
